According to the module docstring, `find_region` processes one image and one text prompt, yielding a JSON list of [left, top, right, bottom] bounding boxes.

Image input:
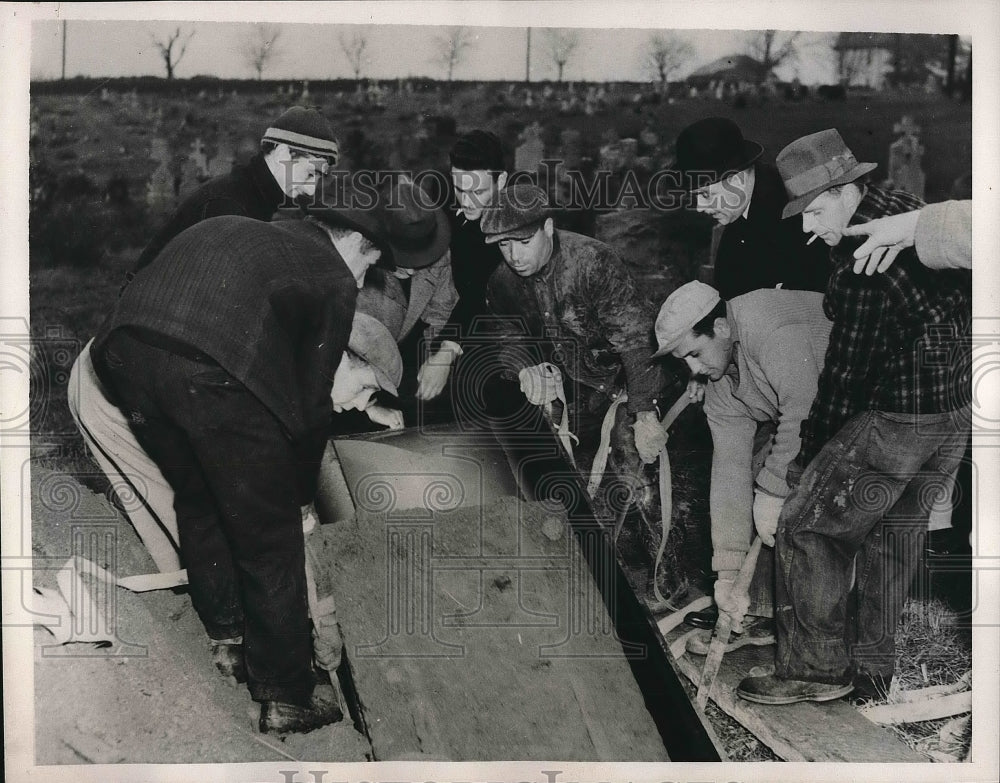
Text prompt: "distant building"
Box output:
[[686, 54, 769, 90], [833, 33, 895, 89]]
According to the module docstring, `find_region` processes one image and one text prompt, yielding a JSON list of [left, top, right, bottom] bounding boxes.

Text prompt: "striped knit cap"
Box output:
[[261, 106, 340, 164]]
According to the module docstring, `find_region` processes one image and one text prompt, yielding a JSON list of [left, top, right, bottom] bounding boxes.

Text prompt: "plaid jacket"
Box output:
[[796, 186, 972, 467]]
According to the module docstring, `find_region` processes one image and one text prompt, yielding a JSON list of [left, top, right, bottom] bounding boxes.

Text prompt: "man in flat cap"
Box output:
[[674, 117, 832, 301], [68, 106, 343, 571], [653, 281, 832, 656], [737, 129, 971, 705], [481, 183, 668, 536], [89, 212, 400, 735]]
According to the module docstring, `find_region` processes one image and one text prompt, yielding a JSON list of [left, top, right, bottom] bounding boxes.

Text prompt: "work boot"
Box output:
[[684, 605, 719, 629], [737, 673, 853, 705], [686, 616, 775, 656], [259, 682, 344, 735], [209, 639, 247, 684]]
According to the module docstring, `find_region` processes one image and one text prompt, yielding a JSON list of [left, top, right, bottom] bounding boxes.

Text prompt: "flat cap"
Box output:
[[652, 281, 722, 358], [481, 183, 548, 243]]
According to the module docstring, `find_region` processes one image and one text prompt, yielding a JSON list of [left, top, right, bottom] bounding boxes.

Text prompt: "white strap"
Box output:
[[586, 393, 628, 498]]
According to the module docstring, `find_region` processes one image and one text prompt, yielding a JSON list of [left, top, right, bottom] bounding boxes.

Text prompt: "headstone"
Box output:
[[515, 123, 545, 174], [100, 88, 113, 104], [640, 125, 659, 151], [887, 116, 926, 199], [146, 136, 175, 212], [559, 129, 583, 170], [188, 137, 209, 179], [619, 138, 638, 169], [301, 80, 310, 102], [207, 139, 235, 178]]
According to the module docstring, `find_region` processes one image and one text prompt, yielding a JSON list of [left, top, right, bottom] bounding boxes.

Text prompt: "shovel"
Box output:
[[695, 535, 763, 710]]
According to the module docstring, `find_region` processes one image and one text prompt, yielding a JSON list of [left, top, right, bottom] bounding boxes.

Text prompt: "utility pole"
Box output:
[[61, 20, 67, 80], [525, 27, 531, 83]]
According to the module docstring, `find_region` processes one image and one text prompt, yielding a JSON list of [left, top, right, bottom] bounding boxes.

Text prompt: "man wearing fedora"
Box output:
[[68, 106, 344, 572], [737, 129, 971, 705], [88, 212, 403, 734], [481, 183, 669, 537], [673, 117, 832, 301]]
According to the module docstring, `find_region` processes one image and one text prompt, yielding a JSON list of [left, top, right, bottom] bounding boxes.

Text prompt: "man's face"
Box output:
[[451, 168, 503, 221], [497, 221, 552, 277], [670, 324, 733, 382], [338, 231, 382, 288], [280, 147, 331, 200], [692, 169, 752, 226], [801, 188, 854, 246], [331, 353, 379, 412]]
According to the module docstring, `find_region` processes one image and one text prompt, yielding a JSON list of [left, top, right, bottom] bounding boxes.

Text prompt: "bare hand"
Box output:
[[842, 210, 920, 275], [687, 377, 706, 403], [365, 405, 404, 430], [416, 342, 461, 401]]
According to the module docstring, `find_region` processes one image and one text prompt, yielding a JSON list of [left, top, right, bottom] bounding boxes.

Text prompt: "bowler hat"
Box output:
[[347, 311, 403, 396], [480, 183, 548, 243], [776, 129, 877, 219], [652, 281, 722, 358], [376, 177, 451, 269], [674, 117, 763, 190]]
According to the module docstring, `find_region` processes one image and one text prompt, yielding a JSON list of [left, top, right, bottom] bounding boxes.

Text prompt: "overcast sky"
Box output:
[[31, 21, 847, 84]]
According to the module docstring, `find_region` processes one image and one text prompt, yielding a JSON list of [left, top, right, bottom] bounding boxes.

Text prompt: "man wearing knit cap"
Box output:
[[653, 281, 832, 657], [412, 130, 510, 403], [68, 106, 342, 571], [88, 213, 400, 735], [736, 129, 971, 706], [482, 183, 668, 534]]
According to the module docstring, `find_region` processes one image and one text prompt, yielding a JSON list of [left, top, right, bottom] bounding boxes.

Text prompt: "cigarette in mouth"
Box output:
[[806, 233, 819, 245]]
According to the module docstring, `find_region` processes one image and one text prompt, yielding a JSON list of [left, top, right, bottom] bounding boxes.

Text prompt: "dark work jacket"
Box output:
[[713, 162, 832, 300], [485, 230, 664, 416], [126, 152, 289, 284], [95, 216, 357, 456], [432, 213, 505, 349]]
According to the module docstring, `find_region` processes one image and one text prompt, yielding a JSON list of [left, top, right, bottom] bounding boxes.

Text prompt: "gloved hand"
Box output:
[[518, 363, 563, 407], [365, 404, 404, 430], [753, 489, 785, 547], [714, 570, 750, 632], [632, 410, 668, 464]]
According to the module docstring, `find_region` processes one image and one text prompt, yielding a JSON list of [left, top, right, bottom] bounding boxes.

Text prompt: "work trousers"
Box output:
[[93, 330, 317, 705], [775, 407, 969, 684]]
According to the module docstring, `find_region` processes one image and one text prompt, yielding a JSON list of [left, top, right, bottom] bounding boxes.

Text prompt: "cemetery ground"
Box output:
[[24, 82, 972, 762]]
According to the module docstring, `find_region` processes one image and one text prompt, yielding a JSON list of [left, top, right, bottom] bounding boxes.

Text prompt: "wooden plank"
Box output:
[[318, 493, 671, 761], [660, 618, 926, 762]]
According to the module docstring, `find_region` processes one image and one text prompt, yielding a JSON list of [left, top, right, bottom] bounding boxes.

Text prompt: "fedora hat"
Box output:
[[674, 117, 763, 190], [277, 202, 390, 258], [776, 129, 878, 219], [347, 311, 403, 396], [376, 177, 451, 269]]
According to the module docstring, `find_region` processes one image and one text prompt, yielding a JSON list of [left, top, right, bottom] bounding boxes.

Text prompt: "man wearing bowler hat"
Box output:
[[736, 129, 971, 705], [673, 117, 831, 300], [481, 184, 669, 546]]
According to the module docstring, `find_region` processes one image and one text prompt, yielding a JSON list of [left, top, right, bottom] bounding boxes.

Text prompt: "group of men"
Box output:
[[67, 103, 971, 736]]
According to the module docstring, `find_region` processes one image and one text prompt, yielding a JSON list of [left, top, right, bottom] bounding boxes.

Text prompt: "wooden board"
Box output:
[[658, 605, 926, 762], [316, 494, 671, 761]]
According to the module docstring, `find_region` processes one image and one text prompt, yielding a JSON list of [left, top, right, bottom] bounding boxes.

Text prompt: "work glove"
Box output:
[[518, 363, 564, 407], [365, 404, 404, 430], [714, 570, 750, 632], [632, 410, 668, 464], [753, 489, 785, 547]]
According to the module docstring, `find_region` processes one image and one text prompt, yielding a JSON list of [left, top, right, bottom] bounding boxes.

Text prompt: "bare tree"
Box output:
[[745, 29, 801, 83], [645, 32, 695, 92], [431, 26, 474, 82], [338, 28, 369, 87], [543, 28, 579, 82], [151, 26, 195, 80], [239, 23, 283, 81]]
